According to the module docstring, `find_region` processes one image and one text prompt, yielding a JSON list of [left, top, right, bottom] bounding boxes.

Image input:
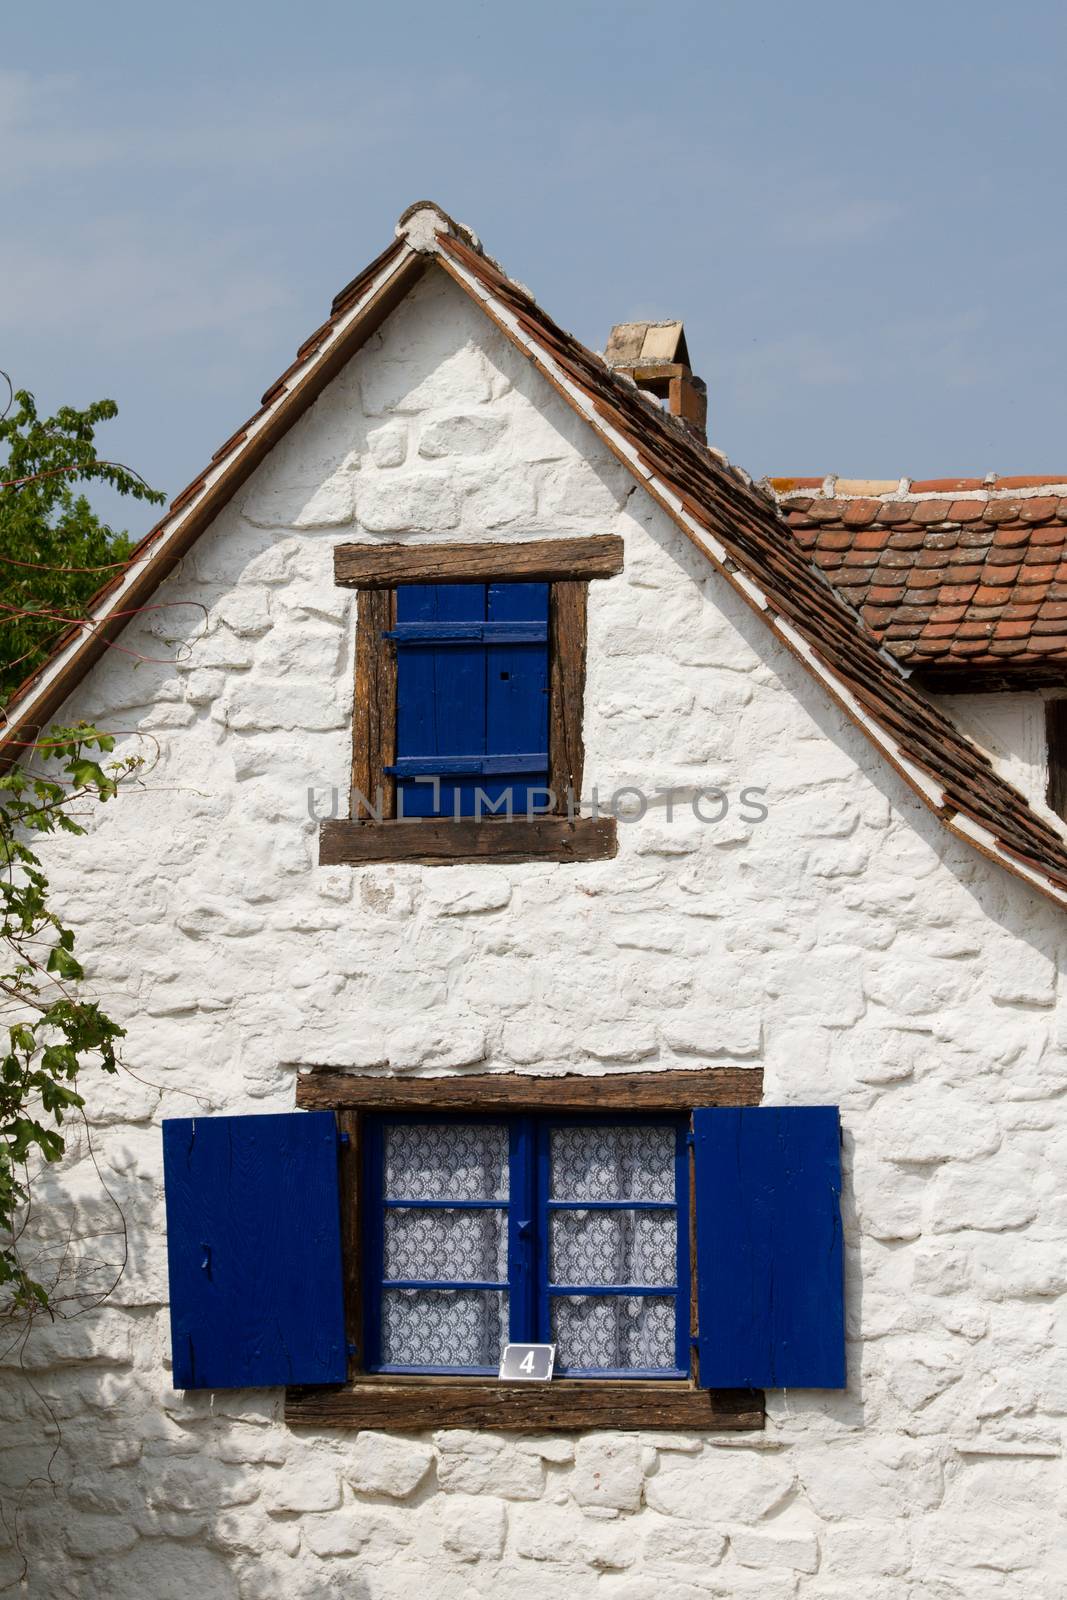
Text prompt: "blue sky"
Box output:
[[3, 1, 1066, 538]]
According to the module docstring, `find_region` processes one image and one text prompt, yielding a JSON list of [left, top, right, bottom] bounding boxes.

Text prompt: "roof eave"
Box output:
[[0, 240, 424, 763]]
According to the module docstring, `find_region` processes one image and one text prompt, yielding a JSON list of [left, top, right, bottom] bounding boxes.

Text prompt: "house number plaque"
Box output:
[[499, 1343, 556, 1381]]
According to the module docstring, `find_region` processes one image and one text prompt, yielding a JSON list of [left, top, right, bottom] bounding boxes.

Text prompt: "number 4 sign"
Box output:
[[499, 1343, 556, 1382]]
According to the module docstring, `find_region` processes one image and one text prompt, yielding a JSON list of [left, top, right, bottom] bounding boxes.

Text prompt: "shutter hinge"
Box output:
[[686, 1132, 695, 1148], [338, 1131, 350, 1147], [346, 1342, 359, 1358]]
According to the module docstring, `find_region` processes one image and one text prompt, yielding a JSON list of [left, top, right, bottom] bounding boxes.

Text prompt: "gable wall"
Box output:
[[3, 270, 1065, 1598]]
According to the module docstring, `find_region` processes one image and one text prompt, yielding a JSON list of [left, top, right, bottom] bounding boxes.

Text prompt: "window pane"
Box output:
[[384, 1207, 508, 1284], [551, 1294, 676, 1372], [550, 1125, 675, 1202], [383, 1123, 508, 1201], [381, 1289, 508, 1368], [550, 1208, 676, 1288]]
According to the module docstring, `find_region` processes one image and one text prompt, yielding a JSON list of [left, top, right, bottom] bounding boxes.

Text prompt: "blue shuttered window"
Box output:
[[160, 1104, 845, 1394], [361, 1115, 689, 1378], [387, 581, 550, 817], [692, 1105, 846, 1389], [162, 1111, 347, 1390]]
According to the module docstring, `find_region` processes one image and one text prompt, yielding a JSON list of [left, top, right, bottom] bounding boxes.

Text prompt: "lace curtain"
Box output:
[[377, 1120, 678, 1371]]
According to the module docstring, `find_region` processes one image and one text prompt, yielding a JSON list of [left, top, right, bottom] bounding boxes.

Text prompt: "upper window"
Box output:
[[388, 581, 550, 818], [321, 535, 625, 865], [361, 1114, 689, 1378]]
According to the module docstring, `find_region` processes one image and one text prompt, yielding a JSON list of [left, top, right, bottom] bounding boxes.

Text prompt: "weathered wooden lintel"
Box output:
[[295, 1065, 763, 1113], [333, 534, 625, 589]]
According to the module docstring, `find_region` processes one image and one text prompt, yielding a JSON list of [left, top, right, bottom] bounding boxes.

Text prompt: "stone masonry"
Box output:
[[1, 269, 1065, 1598]]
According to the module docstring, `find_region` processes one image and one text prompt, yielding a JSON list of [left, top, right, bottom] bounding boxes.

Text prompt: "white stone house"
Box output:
[[2, 201, 1066, 1599]]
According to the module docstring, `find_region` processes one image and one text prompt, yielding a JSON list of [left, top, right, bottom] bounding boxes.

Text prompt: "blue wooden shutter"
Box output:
[[162, 1111, 347, 1390], [388, 581, 549, 816], [692, 1106, 845, 1389]]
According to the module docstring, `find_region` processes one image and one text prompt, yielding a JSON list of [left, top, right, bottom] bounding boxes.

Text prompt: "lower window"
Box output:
[[361, 1114, 690, 1379]]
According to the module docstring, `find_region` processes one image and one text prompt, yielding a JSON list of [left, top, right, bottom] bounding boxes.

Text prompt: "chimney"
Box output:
[[603, 321, 708, 442]]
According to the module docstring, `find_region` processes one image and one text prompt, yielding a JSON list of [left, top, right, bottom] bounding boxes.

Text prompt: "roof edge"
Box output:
[[0, 238, 423, 758]]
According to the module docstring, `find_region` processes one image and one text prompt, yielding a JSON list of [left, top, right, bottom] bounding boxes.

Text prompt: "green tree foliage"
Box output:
[[0, 379, 158, 1312], [0, 380, 165, 704], [1, 726, 140, 1311]]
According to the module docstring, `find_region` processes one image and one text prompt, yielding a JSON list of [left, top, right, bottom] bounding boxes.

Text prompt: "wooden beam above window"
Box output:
[[294, 1065, 763, 1112], [333, 535, 625, 589]]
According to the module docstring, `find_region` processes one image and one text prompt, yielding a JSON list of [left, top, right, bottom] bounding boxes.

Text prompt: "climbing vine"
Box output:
[[0, 727, 141, 1312]]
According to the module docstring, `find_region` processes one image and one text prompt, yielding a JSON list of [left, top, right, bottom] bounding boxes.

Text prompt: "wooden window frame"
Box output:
[[285, 1066, 766, 1434], [1047, 698, 1067, 823], [320, 536, 624, 867]]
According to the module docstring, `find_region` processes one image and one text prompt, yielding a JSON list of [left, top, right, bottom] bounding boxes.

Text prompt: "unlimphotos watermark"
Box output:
[[306, 778, 769, 825]]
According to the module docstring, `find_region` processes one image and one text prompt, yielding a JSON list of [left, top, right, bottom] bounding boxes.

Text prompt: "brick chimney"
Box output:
[[603, 321, 708, 442]]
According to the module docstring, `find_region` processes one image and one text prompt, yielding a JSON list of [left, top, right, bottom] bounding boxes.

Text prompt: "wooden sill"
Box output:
[[319, 815, 617, 867], [285, 1375, 764, 1432]]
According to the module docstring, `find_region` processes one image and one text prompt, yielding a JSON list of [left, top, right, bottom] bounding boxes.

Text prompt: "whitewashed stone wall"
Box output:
[[2, 270, 1065, 1599], [934, 689, 1061, 825]]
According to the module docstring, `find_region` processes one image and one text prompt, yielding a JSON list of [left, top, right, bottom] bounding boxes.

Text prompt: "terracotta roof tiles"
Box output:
[[772, 477, 1067, 687]]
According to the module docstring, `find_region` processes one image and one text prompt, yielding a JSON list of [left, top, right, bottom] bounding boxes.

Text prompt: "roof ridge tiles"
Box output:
[[771, 475, 1067, 501]]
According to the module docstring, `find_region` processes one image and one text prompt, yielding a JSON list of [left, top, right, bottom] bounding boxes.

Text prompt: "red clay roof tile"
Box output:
[[771, 478, 1067, 684]]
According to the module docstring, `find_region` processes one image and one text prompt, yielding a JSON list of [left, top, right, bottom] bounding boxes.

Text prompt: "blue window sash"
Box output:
[[533, 1115, 690, 1379], [391, 581, 550, 818], [361, 1111, 689, 1380]]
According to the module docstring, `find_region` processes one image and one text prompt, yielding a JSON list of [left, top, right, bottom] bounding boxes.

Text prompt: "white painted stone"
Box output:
[[464, 471, 538, 530], [516, 1438, 575, 1463], [222, 677, 347, 731], [537, 458, 631, 521], [570, 1437, 645, 1513], [366, 422, 408, 467], [302, 1509, 368, 1556], [359, 341, 494, 415], [729, 1526, 819, 1572], [355, 471, 461, 532], [265, 1464, 341, 1513], [215, 588, 273, 637], [645, 1451, 794, 1523], [419, 413, 506, 458], [642, 1518, 727, 1568], [510, 1502, 637, 1568], [343, 1434, 433, 1498], [764, 950, 865, 1027], [291, 472, 358, 529], [883, 1344, 963, 1411], [439, 1494, 506, 1560], [145, 1459, 260, 1513], [3, 1312, 132, 1370], [434, 1431, 544, 1499], [64, 1513, 141, 1557], [798, 1441, 943, 1521], [78, 1542, 237, 1600], [425, 868, 511, 915], [873, 1097, 1001, 1165], [928, 1151, 1040, 1233], [661, 1007, 762, 1057]]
